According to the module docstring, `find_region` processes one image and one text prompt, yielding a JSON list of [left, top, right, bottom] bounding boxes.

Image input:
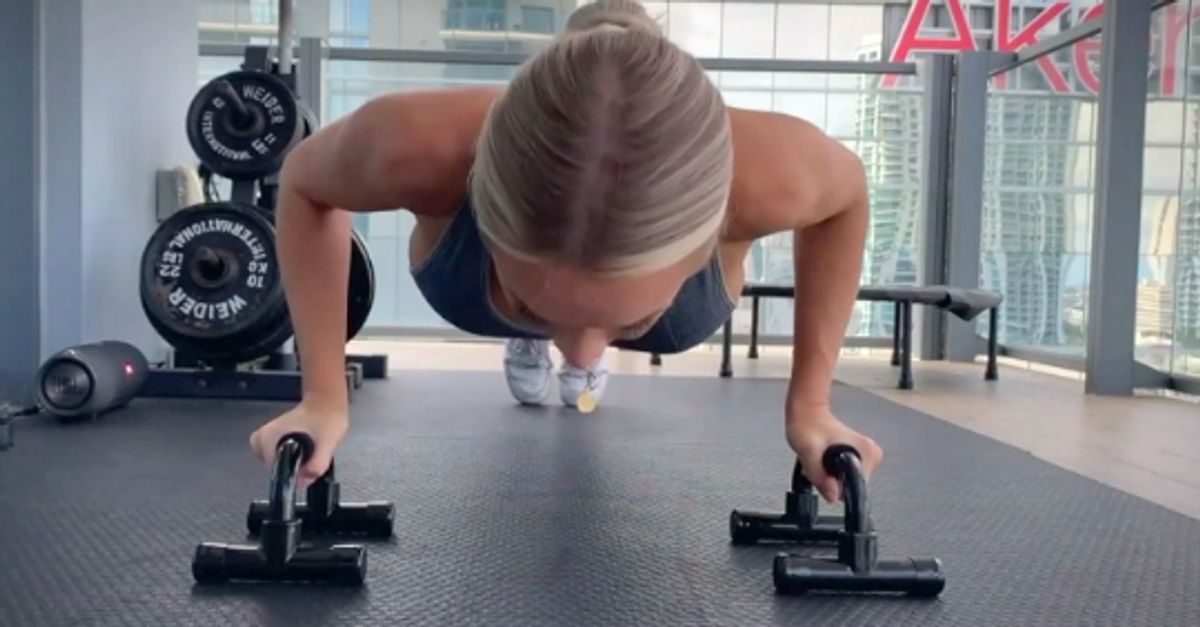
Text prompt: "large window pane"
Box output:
[[202, 1, 580, 53], [666, 2, 722, 57], [828, 5, 885, 61], [195, 2, 924, 339], [981, 55, 1100, 356], [1167, 0, 1200, 377], [1132, 1, 1200, 377], [776, 5, 830, 60], [729, 79, 925, 338], [720, 3, 776, 58]]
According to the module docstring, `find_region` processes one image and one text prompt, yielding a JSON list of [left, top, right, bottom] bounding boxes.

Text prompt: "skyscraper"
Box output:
[[979, 94, 1076, 348], [854, 35, 923, 337]]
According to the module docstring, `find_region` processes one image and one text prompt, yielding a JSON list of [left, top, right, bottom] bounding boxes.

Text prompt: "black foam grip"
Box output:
[[822, 444, 861, 477]]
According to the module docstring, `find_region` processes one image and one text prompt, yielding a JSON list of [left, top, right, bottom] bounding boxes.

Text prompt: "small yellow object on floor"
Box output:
[[577, 390, 598, 414]]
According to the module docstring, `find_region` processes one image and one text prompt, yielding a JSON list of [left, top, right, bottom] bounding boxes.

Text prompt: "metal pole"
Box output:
[[1085, 0, 1153, 395], [200, 43, 920, 75], [297, 37, 323, 122], [945, 52, 1008, 363], [278, 0, 295, 75], [917, 55, 955, 361]]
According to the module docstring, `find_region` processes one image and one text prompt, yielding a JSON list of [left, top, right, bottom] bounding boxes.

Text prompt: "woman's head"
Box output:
[[471, 0, 733, 365]]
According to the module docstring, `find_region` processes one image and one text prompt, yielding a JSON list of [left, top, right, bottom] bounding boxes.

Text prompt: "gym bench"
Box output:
[[651, 284, 1004, 390]]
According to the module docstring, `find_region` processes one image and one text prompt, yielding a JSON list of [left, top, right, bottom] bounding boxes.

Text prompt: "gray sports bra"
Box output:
[[411, 197, 738, 354]]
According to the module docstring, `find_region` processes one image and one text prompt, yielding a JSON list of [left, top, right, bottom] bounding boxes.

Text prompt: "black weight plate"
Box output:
[[225, 205, 296, 363], [196, 204, 294, 364], [232, 305, 295, 366], [298, 100, 318, 139], [348, 230, 376, 341], [140, 202, 289, 363], [186, 70, 304, 180]]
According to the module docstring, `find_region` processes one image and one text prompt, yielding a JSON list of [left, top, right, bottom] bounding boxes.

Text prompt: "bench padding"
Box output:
[[743, 283, 1004, 322]]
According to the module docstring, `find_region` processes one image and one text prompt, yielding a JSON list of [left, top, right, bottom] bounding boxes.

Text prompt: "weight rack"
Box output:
[[142, 43, 387, 403]]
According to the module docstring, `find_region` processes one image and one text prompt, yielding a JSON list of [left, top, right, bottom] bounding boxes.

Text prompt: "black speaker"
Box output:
[[35, 341, 148, 420]]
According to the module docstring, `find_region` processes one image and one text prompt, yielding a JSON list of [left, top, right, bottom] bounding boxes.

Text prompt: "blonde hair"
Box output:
[[470, 0, 733, 277]]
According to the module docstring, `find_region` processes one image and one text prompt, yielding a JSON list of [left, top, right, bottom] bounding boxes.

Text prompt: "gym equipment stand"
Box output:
[[140, 353, 357, 403], [143, 45, 386, 403], [240, 43, 390, 385]]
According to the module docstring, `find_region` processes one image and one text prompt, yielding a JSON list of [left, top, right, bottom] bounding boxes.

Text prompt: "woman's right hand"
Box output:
[[248, 402, 349, 486]]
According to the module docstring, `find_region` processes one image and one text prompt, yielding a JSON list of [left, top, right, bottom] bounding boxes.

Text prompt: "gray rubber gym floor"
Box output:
[[2, 370, 1198, 626]]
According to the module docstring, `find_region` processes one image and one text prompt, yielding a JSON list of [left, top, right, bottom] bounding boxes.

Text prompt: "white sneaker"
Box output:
[[559, 353, 610, 413], [504, 339, 554, 405]]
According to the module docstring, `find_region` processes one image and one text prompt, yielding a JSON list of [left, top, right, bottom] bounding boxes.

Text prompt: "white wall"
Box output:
[[41, 0, 199, 361]]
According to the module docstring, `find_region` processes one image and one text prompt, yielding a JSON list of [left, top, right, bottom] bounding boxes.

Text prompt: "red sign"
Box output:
[[885, 0, 1196, 96]]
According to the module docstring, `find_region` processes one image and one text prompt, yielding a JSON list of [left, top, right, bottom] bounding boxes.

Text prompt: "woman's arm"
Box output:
[[786, 143, 869, 413], [249, 88, 498, 479], [726, 112, 868, 401], [276, 87, 499, 412], [726, 109, 880, 501]]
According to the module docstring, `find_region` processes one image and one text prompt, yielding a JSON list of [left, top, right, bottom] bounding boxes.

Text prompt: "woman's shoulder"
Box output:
[[357, 87, 503, 217], [728, 107, 834, 175], [723, 108, 863, 241]]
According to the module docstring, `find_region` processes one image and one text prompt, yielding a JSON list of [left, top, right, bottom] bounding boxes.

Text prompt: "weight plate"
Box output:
[[298, 100, 318, 139], [348, 230, 376, 341], [186, 70, 304, 180], [140, 202, 290, 364], [233, 305, 295, 366]]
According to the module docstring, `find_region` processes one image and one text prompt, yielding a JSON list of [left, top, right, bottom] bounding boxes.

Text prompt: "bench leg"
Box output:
[[650, 353, 662, 367], [899, 302, 913, 390], [720, 317, 734, 378], [985, 307, 999, 381], [749, 296, 760, 359], [891, 303, 901, 366]]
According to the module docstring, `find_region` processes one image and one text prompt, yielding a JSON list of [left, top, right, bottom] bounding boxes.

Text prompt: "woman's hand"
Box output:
[[785, 403, 883, 503], [248, 400, 349, 487]]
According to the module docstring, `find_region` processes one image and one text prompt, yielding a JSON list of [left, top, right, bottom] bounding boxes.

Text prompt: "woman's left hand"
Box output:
[[785, 403, 883, 503]]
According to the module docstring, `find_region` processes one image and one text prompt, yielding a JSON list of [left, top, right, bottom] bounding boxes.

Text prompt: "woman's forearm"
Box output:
[[787, 195, 869, 416], [275, 174, 353, 413]]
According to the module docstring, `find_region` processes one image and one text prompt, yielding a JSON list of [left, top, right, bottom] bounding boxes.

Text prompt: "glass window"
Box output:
[[981, 62, 1101, 356], [775, 5, 830, 60], [520, 6, 556, 34], [249, 0, 274, 25], [667, 2, 722, 58], [199, 0, 238, 25], [1126, 2, 1200, 374], [722, 73, 924, 338], [1151, 0, 1200, 378], [720, 3, 776, 58], [828, 5, 885, 61], [1138, 195, 1178, 370], [641, 2, 669, 31], [194, 2, 925, 340]]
